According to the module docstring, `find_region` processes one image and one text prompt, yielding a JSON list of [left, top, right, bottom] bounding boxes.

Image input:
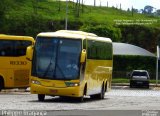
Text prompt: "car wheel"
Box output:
[[130, 83, 133, 88], [146, 84, 149, 89]]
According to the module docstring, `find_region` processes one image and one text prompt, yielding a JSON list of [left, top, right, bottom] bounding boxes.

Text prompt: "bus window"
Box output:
[[32, 37, 81, 80], [87, 40, 112, 60], [0, 40, 32, 56]]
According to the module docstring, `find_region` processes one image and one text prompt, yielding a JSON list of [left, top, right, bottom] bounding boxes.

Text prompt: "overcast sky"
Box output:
[[65, 0, 160, 10]]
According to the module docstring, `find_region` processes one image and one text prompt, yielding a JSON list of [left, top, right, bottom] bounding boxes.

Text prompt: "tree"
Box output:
[[156, 9, 160, 16], [132, 8, 138, 13], [58, 0, 61, 12], [143, 5, 154, 14], [127, 8, 130, 12], [0, 0, 14, 33], [80, 25, 121, 42], [81, 0, 84, 13]]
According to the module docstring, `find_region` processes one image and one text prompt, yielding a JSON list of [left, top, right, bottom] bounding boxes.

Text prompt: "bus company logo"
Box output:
[[10, 61, 27, 65]]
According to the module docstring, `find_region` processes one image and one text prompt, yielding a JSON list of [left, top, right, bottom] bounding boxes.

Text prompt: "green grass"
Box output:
[[112, 78, 129, 83], [7, 0, 160, 27]]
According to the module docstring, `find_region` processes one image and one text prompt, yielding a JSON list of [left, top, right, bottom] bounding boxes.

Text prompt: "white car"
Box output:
[[129, 70, 150, 88]]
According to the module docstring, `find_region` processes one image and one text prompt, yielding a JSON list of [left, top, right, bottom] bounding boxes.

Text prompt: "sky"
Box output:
[[65, 0, 160, 11]]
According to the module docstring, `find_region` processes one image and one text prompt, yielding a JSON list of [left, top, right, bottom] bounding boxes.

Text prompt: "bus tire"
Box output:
[[38, 94, 45, 101], [77, 84, 87, 102], [98, 84, 105, 99], [105, 81, 108, 92], [77, 96, 84, 102], [90, 84, 105, 99], [0, 77, 4, 92], [90, 94, 98, 99]]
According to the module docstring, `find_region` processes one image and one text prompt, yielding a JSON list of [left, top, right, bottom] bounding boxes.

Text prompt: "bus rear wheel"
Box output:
[[38, 94, 45, 101], [97, 85, 105, 99], [90, 85, 105, 99]]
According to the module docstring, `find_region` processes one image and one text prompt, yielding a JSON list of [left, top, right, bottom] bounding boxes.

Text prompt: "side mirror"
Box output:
[[26, 46, 33, 61], [80, 49, 86, 63]]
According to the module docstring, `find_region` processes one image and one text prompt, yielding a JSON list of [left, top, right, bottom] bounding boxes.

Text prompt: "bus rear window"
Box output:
[[0, 40, 32, 57]]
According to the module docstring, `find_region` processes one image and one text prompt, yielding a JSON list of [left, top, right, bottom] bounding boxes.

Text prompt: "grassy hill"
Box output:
[[1, 0, 160, 53], [6, 0, 160, 27]]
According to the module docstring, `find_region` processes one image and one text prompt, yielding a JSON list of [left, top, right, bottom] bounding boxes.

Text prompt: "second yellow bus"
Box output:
[[0, 34, 34, 91]]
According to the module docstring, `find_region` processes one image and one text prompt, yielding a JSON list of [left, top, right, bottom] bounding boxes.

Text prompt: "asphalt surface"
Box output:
[[0, 86, 160, 116]]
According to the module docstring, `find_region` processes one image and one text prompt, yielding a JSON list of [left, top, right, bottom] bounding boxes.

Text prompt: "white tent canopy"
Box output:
[[113, 42, 155, 57]]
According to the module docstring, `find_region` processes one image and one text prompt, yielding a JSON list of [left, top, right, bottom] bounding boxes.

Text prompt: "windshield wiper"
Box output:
[[42, 56, 54, 78]]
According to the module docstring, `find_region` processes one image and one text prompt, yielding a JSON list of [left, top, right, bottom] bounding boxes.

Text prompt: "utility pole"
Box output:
[[65, 0, 68, 30], [94, 0, 96, 7], [156, 45, 159, 86]]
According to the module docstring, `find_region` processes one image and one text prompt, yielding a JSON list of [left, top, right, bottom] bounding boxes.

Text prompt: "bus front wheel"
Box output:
[[77, 85, 87, 102], [0, 78, 4, 92], [38, 94, 45, 101], [77, 96, 84, 102]]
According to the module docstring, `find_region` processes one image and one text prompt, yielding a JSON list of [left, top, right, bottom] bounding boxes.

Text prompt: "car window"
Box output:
[[132, 71, 148, 76]]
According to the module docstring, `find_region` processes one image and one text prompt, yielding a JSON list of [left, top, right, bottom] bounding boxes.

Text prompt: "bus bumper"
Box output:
[[30, 83, 82, 97]]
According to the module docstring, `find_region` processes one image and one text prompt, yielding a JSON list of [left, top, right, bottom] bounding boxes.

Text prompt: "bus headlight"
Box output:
[[65, 82, 80, 87], [32, 80, 41, 85]]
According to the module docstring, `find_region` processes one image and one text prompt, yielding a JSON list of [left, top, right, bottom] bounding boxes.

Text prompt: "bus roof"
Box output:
[[0, 34, 35, 42], [37, 30, 95, 39], [56, 30, 97, 36], [87, 36, 112, 43], [37, 30, 112, 43]]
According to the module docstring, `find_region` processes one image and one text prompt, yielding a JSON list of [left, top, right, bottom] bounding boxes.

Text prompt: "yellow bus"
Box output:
[[0, 34, 34, 91], [28, 30, 113, 102]]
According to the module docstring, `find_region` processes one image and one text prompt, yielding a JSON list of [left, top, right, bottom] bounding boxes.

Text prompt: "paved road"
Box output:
[[0, 86, 160, 116]]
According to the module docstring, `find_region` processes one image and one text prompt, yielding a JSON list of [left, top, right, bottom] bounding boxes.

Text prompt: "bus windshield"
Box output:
[[32, 37, 82, 80]]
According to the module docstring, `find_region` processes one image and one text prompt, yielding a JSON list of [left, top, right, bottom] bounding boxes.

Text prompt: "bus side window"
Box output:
[[0, 51, 5, 56], [14, 41, 32, 56], [0, 41, 14, 56]]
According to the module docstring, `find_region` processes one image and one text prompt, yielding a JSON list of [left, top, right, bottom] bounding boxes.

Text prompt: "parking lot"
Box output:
[[0, 86, 160, 111]]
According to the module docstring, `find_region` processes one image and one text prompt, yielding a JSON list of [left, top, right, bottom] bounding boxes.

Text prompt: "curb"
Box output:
[[112, 83, 160, 87]]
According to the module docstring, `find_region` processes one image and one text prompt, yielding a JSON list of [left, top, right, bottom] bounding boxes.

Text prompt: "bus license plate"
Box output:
[[50, 89, 58, 93]]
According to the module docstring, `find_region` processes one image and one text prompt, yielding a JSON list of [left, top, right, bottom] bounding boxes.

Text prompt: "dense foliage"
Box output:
[[80, 25, 122, 42], [119, 25, 160, 52], [113, 55, 156, 79]]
